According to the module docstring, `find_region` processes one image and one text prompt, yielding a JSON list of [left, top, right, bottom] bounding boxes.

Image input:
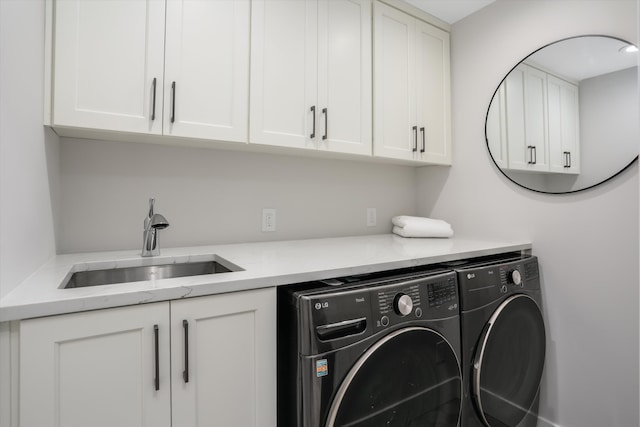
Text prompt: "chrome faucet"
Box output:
[[142, 198, 169, 257]]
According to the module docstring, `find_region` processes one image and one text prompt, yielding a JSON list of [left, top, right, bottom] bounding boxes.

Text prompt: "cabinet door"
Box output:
[[506, 64, 549, 172], [486, 84, 508, 169], [373, 2, 416, 161], [250, 0, 318, 149], [20, 303, 171, 427], [52, 0, 165, 135], [523, 65, 549, 171], [547, 75, 580, 174], [317, 0, 372, 155], [415, 20, 451, 164], [171, 288, 277, 427], [164, 0, 250, 143]]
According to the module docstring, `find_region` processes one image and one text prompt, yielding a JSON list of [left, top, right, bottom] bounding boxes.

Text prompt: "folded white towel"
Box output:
[[391, 215, 454, 238]]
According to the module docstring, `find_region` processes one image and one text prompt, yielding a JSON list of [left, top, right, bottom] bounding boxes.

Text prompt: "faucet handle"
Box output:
[[148, 198, 156, 217]]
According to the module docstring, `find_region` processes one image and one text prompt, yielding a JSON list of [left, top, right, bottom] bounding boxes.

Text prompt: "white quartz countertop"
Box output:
[[0, 234, 531, 322]]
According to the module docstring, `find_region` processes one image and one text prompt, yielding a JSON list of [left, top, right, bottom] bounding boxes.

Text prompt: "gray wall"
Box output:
[[418, 1, 639, 426], [57, 138, 417, 253], [0, 0, 59, 298], [574, 66, 639, 191]]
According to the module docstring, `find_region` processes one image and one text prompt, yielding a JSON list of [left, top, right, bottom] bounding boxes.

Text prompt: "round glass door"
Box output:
[[326, 327, 462, 427], [473, 294, 546, 426]]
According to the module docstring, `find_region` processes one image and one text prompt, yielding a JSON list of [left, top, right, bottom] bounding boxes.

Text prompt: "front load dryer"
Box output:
[[278, 267, 463, 427], [452, 254, 545, 427]]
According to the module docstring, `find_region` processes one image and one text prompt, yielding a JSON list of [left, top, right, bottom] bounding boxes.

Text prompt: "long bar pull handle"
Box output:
[[154, 325, 160, 391], [310, 106, 316, 139], [412, 126, 418, 152], [322, 108, 328, 140], [420, 127, 425, 153], [182, 320, 189, 383], [151, 78, 157, 121], [171, 82, 176, 123], [568, 152, 571, 168]]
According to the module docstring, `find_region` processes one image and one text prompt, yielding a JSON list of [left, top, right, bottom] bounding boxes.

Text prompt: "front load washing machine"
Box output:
[[451, 254, 545, 427], [278, 267, 463, 427]]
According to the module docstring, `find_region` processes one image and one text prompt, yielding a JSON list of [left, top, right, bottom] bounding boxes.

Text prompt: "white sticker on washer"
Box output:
[[316, 359, 328, 377]]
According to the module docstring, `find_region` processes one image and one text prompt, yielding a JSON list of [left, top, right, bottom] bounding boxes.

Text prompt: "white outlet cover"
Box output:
[[262, 208, 276, 232], [366, 208, 377, 227]]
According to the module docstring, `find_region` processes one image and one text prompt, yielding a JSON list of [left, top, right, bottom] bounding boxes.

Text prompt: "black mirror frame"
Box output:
[[485, 34, 638, 195]]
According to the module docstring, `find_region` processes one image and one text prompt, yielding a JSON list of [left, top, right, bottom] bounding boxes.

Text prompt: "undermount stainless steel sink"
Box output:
[[62, 257, 242, 289]]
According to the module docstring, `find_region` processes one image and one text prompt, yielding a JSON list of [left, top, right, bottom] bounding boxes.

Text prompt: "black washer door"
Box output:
[[326, 327, 461, 427], [473, 294, 546, 427]]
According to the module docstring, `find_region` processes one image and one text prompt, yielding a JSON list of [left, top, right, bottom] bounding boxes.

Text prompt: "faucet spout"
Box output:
[[142, 198, 170, 257]]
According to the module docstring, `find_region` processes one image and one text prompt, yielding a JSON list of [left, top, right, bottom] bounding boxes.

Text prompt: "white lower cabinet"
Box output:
[[19, 288, 276, 427]]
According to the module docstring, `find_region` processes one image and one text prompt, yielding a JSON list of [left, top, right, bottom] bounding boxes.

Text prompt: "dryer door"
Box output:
[[325, 327, 461, 427], [473, 294, 546, 426]]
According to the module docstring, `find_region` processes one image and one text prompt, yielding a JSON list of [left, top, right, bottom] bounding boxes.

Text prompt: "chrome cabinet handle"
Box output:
[[310, 106, 316, 139], [154, 325, 160, 391], [412, 126, 418, 152], [171, 82, 176, 123], [182, 320, 189, 383], [151, 78, 157, 121], [322, 108, 328, 140], [563, 151, 571, 168], [420, 127, 425, 153]]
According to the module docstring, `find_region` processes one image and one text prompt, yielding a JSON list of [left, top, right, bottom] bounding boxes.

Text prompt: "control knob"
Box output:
[[393, 293, 413, 316], [507, 269, 522, 286]]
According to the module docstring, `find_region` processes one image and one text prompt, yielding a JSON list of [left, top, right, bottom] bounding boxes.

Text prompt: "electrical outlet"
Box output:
[[366, 208, 377, 227], [262, 208, 276, 232]]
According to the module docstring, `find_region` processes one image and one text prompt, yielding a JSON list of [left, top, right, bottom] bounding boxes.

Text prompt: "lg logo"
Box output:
[[315, 302, 329, 310]]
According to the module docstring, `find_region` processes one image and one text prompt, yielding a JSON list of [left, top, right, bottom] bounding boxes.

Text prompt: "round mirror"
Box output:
[[485, 35, 638, 194]]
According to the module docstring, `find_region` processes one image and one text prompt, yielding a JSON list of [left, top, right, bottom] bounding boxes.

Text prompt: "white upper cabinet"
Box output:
[[50, 0, 250, 143], [163, 0, 250, 143], [49, 0, 451, 165], [373, 2, 451, 164], [249, 0, 317, 149], [52, 0, 166, 135], [547, 75, 580, 174], [414, 19, 451, 164], [317, 0, 372, 155], [501, 63, 580, 174], [486, 85, 508, 169], [505, 64, 549, 172], [250, 0, 372, 155]]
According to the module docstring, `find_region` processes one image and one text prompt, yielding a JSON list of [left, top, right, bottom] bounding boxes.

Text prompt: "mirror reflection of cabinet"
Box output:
[[485, 36, 637, 194], [547, 75, 580, 174], [490, 63, 579, 174]]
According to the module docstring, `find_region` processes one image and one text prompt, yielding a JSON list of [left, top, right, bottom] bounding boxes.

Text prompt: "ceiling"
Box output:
[[525, 36, 638, 81], [404, 0, 496, 24]]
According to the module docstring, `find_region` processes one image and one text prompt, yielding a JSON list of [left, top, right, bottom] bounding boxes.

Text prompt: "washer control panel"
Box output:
[[372, 273, 458, 330], [456, 255, 540, 311], [295, 269, 459, 354]]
